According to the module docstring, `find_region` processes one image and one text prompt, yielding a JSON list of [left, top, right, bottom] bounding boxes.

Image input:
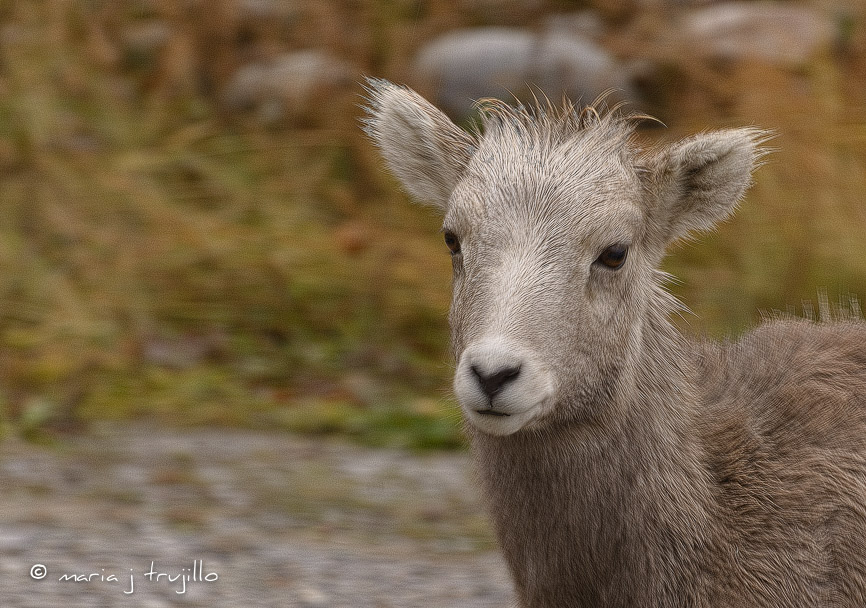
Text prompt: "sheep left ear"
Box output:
[[361, 78, 476, 212], [643, 128, 768, 246]]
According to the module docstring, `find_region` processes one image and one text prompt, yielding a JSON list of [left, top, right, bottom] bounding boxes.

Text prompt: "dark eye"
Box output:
[[596, 244, 628, 269], [444, 231, 461, 255]]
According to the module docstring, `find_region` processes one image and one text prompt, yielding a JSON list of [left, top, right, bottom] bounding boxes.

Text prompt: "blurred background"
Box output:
[[2, 1, 866, 606], [0, 0, 865, 448]]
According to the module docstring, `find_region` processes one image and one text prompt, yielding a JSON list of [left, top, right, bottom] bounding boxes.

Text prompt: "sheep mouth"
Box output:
[[476, 409, 511, 417]]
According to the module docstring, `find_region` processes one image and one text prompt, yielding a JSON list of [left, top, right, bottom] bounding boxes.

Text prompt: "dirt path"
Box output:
[[0, 425, 514, 607]]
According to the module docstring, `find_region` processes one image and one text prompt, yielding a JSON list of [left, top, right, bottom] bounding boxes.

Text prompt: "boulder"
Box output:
[[222, 50, 355, 122], [543, 11, 607, 41], [412, 27, 636, 118], [683, 2, 835, 68]]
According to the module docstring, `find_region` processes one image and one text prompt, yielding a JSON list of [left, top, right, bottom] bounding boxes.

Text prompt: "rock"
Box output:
[[543, 11, 607, 41], [412, 27, 636, 119], [683, 2, 836, 68], [222, 50, 355, 122]]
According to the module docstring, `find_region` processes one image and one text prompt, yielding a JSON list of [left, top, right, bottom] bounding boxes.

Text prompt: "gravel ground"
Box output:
[[0, 424, 514, 607]]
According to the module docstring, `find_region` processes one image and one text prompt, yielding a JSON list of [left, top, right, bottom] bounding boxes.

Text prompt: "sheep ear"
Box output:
[[362, 78, 475, 211], [644, 128, 768, 245]]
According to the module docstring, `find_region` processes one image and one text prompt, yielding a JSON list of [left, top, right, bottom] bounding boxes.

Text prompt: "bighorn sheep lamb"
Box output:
[[363, 78, 866, 607]]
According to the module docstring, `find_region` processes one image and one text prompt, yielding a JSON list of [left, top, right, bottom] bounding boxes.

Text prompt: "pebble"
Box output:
[[0, 425, 513, 607]]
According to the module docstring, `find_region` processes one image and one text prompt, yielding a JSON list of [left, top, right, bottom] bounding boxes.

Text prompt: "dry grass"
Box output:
[[0, 0, 864, 446]]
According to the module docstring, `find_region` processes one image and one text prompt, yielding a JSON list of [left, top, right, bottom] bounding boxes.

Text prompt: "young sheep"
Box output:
[[363, 78, 866, 607]]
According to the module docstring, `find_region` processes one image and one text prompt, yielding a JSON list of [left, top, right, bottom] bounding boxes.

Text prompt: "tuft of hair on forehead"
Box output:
[[361, 78, 669, 212], [472, 93, 653, 151]]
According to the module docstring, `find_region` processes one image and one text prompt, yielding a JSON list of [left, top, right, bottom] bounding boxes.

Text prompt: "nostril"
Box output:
[[471, 364, 522, 398]]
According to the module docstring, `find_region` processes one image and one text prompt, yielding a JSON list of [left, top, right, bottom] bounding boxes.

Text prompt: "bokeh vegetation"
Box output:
[[0, 0, 864, 448]]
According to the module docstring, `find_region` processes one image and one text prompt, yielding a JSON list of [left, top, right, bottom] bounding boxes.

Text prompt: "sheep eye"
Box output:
[[444, 231, 461, 255], [596, 244, 628, 269]]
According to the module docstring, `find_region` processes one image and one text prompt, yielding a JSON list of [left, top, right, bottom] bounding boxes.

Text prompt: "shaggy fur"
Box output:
[[363, 78, 866, 607]]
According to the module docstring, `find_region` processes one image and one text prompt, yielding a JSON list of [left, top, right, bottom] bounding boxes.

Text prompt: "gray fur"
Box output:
[[363, 78, 866, 607]]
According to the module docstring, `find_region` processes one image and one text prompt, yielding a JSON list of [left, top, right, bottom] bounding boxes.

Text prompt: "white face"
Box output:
[[363, 79, 762, 437], [444, 129, 649, 436]]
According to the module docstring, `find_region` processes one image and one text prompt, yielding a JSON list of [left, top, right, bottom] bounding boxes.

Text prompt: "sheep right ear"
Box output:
[[362, 78, 476, 211], [641, 128, 768, 246]]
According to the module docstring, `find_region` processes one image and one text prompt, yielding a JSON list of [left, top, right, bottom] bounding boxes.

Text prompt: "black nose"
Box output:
[[471, 365, 521, 398]]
